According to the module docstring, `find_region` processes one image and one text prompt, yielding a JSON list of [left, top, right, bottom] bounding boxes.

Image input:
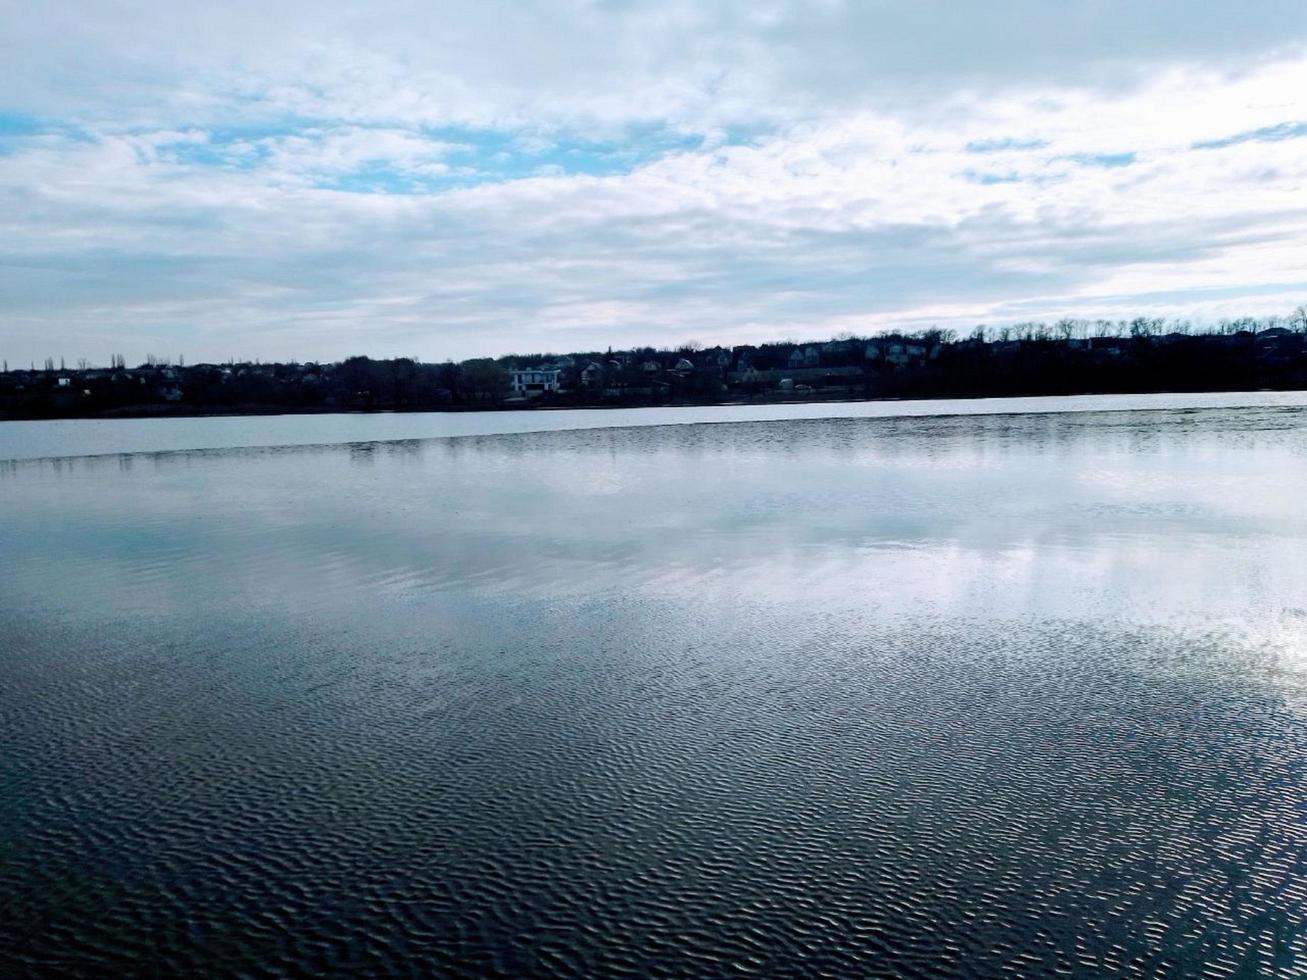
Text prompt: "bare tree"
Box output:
[[1292, 305, 1307, 334], [1128, 317, 1156, 339], [1055, 318, 1079, 341]]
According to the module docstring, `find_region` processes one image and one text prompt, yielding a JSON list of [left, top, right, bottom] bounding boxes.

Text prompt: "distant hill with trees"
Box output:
[[3, 311, 1306, 420]]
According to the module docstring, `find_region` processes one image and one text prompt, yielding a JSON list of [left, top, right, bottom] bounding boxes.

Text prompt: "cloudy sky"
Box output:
[[2, 1, 1306, 365]]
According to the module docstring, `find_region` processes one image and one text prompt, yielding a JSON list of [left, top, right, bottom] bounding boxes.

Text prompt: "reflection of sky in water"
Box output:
[[5, 402, 1307, 974], [3, 389, 1307, 461], [5, 407, 1306, 644]]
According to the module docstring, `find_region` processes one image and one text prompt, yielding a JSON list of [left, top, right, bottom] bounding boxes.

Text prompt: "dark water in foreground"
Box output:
[[3, 401, 1307, 976]]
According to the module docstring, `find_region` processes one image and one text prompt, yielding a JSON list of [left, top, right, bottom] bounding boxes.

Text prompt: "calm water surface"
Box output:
[[5, 388, 1307, 461], [3, 396, 1307, 976]]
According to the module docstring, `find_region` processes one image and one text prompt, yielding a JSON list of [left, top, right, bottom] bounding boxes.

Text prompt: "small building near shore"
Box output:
[[509, 366, 562, 396]]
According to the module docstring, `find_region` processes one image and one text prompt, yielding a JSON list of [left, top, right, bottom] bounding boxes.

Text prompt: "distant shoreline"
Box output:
[[2, 382, 1304, 424], [5, 324, 1305, 422]]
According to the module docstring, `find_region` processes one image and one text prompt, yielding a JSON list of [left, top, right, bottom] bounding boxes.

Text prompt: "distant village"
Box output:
[[3, 314, 1306, 420]]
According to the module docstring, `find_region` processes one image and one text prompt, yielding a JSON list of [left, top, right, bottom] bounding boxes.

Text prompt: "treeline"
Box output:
[[2, 312, 1306, 420], [0, 356, 517, 419]]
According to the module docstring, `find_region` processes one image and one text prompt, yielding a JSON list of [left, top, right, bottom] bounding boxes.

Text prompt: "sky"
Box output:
[[2, 0, 1306, 366]]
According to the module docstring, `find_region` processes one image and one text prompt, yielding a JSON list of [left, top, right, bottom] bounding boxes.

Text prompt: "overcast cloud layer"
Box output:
[[2, 0, 1306, 364]]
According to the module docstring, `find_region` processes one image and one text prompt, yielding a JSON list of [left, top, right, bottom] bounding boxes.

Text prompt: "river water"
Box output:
[[2, 394, 1306, 976], [4, 389, 1307, 461]]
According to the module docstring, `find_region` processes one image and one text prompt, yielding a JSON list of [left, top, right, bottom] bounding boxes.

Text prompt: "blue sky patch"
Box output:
[[0, 113, 93, 155], [1192, 121, 1307, 150], [314, 166, 431, 194], [961, 169, 1023, 185], [150, 121, 729, 192], [0, 113, 46, 137], [427, 123, 711, 185], [964, 137, 1049, 154], [1065, 152, 1136, 168]]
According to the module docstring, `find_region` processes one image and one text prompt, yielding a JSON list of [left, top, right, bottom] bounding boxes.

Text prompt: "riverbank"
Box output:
[[5, 378, 1306, 424]]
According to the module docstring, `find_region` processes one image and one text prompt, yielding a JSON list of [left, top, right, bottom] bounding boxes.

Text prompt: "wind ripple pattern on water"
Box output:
[[2, 404, 1307, 977]]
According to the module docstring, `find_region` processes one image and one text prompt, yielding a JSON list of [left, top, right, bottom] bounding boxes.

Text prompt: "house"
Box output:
[[820, 340, 858, 364], [728, 365, 773, 387], [509, 366, 562, 396], [672, 357, 695, 372], [580, 361, 605, 387], [874, 342, 929, 368], [788, 346, 821, 368], [640, 360, 661, 374], [704, 349, 732, 371]]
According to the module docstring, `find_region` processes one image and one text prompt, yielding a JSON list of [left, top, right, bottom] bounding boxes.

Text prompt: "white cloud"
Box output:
[[0, 1, 1305, 363], [5, 0, 1305, 130]]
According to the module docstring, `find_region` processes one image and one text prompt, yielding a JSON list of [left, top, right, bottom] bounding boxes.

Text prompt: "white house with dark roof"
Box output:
[[509, 366, 562, 396]]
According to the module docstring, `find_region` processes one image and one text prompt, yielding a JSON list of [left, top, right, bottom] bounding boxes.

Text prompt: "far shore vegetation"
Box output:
[[3, 311, 1306, 421]]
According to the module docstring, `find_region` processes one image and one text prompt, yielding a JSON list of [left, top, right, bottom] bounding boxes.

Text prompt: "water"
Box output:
[[5, 388, 1307, 461], [2, 395, 1307, 976]]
